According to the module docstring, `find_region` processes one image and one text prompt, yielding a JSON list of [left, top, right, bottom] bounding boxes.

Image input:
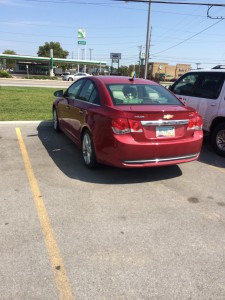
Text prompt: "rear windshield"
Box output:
[[107, 84, 183, 106]]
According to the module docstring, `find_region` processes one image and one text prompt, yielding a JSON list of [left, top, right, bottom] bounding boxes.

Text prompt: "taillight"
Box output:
[[128, 119, 143, 132], [111, 118, 143, 134], [188, 119, 195, 130], [195, 114, 203, 130], [111, 118, 130, 134], [187, 113, 202, 131]]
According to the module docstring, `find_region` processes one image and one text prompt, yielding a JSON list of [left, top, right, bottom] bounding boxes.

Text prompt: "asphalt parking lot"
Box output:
[[1, 121, 225, 300]]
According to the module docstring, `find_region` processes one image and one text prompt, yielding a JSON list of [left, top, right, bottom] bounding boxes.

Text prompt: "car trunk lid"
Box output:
[[113, 105, 200, 142]]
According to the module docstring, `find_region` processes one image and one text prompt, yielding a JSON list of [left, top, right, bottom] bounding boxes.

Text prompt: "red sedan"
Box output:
[[52, 76, 203, 169]]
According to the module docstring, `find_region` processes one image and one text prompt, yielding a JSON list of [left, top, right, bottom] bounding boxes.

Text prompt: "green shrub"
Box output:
[[0, 70, 12, 78]]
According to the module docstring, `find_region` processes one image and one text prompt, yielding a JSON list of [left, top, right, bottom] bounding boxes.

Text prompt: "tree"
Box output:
[[37, 42, 69, 58], [119, 65, 129, 76], [2, 50, 16, 70], [3, 49, 16, 55]]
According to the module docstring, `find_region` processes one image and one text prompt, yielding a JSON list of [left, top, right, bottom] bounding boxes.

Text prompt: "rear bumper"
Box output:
[[123, 153, 199, 166], [96, 131, 203, 168]]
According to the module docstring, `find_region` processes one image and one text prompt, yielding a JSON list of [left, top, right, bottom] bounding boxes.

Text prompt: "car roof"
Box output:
[[185, 69, 225, 74], [93, 76, 159, 85]]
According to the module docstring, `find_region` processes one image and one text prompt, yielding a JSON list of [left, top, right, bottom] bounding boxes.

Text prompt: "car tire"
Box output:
[[68, 78, 73, 81], [211, 122, 225, 157], [53, 107, 60, 132], [82, 130, 97, 169]]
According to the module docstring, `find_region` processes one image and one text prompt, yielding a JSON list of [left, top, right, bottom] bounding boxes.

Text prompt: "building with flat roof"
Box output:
[[142, 62, 191, 81]]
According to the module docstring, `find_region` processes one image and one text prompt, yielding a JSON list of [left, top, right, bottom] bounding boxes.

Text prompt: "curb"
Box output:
[[0, 120, 53, 126]]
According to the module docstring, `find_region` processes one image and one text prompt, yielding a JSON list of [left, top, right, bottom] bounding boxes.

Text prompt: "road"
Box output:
[[0, 78, 169, 89], [0, 77, 71, 88], [1, 79, 225, 299], [1, 121, 225, 300]]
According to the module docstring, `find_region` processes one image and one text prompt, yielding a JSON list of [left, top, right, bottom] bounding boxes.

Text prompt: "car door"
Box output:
[[192, 73, 225, 131], [67, 79, 99, 144], [170, 72, 201, 109], [61, 79, 85, 135], [170, 72, 225, 131]]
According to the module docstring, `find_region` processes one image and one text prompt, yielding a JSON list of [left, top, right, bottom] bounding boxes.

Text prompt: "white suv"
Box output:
[[169, 68, 225, 157]]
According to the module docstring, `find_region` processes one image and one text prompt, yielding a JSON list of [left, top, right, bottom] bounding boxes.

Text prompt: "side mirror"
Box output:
[[54, 90, 64, 97]]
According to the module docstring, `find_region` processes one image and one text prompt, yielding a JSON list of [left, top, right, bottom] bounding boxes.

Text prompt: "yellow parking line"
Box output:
[[16, 128, 74, 300], [207, 164, 225, 174]]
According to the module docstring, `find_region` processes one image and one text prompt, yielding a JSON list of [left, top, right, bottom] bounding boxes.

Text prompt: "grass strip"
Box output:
[[0, 86, 57, 121]]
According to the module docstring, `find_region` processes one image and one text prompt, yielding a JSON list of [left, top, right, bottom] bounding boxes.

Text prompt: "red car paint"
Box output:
[[53, 76, 203, 168]]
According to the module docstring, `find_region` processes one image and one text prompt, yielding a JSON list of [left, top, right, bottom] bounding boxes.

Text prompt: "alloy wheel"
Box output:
[[53, 108, 59, 131], [82, 131, 97, 168], [216, 129, 225, 151]]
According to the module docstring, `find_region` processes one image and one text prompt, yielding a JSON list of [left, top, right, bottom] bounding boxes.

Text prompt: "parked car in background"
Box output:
[[53, 76, 203, 169], [62, 72, 92, 81], [169, 68, 225, 157]]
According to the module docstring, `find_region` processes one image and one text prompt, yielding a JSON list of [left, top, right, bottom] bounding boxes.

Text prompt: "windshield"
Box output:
[[107, 84, 183, 106]]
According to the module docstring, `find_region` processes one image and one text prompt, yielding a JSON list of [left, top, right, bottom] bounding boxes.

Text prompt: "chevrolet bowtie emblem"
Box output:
[[163, 114, 174, 119]]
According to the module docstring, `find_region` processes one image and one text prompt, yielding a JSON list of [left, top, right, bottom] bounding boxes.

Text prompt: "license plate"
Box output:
[[156, 126, 175, 137]]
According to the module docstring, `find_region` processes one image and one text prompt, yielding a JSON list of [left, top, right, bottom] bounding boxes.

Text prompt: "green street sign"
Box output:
[[78, 29, 86, 39], [78, 40, 86, 45]]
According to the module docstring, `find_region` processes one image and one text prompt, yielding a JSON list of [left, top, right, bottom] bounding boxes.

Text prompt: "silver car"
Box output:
[[62, 72, 92, 81]]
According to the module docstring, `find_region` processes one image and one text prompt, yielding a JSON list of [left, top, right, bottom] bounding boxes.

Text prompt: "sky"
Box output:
[[0, 0, 225, 69]]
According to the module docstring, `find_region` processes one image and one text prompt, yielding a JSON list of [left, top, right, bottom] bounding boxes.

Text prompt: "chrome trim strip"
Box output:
[[123, 153, 199, 164], [141, 119, 189, 126]]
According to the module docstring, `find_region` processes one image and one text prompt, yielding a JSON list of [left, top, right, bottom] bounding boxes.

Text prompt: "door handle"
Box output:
[[210, 103, 216, 106]]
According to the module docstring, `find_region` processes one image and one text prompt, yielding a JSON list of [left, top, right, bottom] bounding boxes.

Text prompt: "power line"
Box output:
[[23, 0, 113, 4], [113, 0, 225, 7], [117, 0, 225, 65], [153, 19, 223, 55]]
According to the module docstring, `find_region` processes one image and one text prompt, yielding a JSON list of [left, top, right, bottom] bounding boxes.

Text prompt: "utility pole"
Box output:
[[138, 45, 142, 77], [89, 48, 93, 60], [121, 0, 225, 75], [82, 49, 85, 60], [49, 48, 54, 77], [144, 0, 152, 79], [124, 0, 152, 79]]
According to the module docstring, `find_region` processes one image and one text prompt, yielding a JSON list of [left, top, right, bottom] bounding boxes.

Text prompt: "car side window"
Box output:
[[89, 88, 100, 105], [194, 73, 224, 99], [77, 80, 100, 104], [66, 80, 84, 99], [171, 73, 200, 96]]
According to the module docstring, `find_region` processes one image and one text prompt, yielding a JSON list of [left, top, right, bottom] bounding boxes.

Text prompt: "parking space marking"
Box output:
[[16, 128, 74, 300], [208, 164, 225, 174]]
